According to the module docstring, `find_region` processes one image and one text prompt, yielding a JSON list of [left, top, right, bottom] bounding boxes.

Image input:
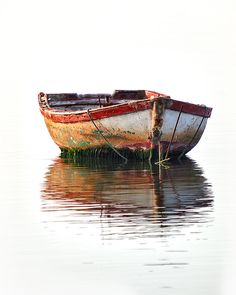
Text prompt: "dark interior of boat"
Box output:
[[47, 90, 147, 111]]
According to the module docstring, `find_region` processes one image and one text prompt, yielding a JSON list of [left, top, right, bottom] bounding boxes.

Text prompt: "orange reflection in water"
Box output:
[[41, 157, 213, 231]]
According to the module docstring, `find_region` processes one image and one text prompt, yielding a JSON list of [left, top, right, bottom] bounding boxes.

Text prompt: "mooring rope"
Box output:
[[87, 109, 128, 163], [165, 104, 183, 160]]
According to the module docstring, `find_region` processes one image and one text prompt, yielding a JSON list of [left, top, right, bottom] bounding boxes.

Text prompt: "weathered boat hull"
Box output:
[[39, 90, 212, 161]]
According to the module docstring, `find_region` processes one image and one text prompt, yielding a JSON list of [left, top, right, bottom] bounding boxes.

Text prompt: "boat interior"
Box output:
[[46, 90, 151, 111]]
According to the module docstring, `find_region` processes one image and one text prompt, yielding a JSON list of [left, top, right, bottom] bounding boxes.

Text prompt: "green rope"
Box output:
[[87, 109, 128, 163]]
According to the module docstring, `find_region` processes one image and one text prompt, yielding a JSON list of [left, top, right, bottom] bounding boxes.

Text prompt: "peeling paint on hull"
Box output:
[[38, 90, 212, 161]]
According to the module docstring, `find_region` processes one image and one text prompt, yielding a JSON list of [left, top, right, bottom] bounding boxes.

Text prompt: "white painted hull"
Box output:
[[39, 90, 212, 160], [44, 107, 208, 157]]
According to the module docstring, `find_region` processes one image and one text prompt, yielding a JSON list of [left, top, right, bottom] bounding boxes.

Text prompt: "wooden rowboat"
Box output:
[[38, 90, 212, 161]]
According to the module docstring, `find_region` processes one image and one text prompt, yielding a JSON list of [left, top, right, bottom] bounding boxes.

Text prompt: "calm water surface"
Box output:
[[0, 114, 235, 294], [41, 157, 213, 241]]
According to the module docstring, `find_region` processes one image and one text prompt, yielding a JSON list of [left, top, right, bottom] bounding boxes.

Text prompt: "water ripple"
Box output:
[[41, 156, 214, 239]]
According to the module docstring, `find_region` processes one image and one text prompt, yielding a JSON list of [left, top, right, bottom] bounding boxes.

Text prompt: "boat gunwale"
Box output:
[[38, 92, 212, 124]]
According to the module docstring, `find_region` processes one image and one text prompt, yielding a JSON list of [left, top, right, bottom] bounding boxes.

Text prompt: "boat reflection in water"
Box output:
[[41, 157, 213, 239]]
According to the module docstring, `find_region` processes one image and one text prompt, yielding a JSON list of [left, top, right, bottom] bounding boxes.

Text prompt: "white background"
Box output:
[[1, 0, 235, 154], [1, 0, 235, 103], [0, 0, 236, 294]]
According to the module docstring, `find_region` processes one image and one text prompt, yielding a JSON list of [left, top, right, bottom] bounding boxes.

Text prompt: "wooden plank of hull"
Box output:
[[161, 109, 208, 154]]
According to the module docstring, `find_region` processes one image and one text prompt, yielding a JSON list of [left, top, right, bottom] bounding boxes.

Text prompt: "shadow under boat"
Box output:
[[41, 156, 214, 230]]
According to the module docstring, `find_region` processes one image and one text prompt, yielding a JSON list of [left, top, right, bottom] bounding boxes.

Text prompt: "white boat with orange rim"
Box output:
[[38, 90, 212, 162]]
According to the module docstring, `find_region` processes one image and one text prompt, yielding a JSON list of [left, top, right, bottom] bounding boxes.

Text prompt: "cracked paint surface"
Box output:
[[39, 90, 212, 158]]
